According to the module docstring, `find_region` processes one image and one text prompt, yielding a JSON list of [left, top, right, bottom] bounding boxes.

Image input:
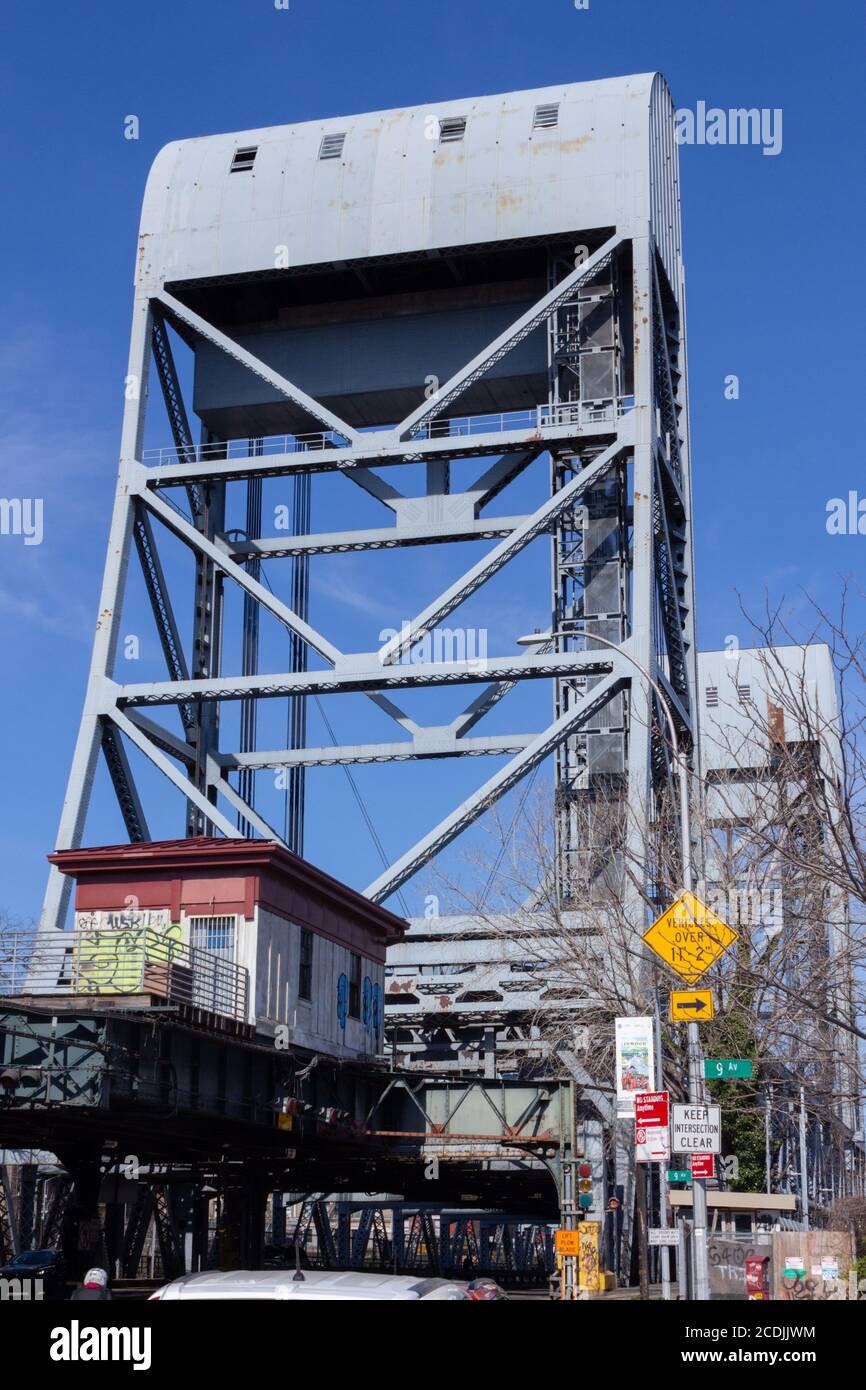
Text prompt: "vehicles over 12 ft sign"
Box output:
[[671, 1103, 722, 1154], [642, 893, 738, 985]]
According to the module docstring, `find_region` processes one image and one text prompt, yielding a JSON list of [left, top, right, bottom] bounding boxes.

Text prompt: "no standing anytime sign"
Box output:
[[671, 1103, 722, 1154]]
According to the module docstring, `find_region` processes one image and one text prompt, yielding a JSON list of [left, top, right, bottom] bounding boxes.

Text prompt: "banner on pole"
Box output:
[[614, 1016, 656, 1118]]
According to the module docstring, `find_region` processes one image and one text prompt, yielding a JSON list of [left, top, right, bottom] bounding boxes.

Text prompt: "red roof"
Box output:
[[48, 837, 406, 943]]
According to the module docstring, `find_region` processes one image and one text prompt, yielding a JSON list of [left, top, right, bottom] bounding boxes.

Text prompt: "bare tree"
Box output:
[[427, 591, 866, 1194]]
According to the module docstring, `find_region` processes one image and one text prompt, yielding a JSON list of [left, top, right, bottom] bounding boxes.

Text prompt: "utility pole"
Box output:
[[579, 631, 711, 1300], [636, 1164, 649, 1299], [765, 1085, 772, 1194], [654, 1006, 672, 1300], [799, 1086, 810, 1231], [679, 761, 711, 1302]]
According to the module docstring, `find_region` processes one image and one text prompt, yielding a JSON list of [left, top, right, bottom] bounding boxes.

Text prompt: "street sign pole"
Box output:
[[676, 736, 711, 1303], [654, 1007, 672, 1301], [600, 636, 712, 1300]]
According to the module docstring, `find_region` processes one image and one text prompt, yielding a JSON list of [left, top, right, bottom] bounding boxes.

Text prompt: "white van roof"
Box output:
[[156, 1269, 465, 1300]]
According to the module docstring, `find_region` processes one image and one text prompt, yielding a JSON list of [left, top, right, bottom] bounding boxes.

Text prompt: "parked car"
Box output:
[[0, 1248, 66, 1299], [149, 1269, 481, 1300], [461, 1277, 508, 1300]]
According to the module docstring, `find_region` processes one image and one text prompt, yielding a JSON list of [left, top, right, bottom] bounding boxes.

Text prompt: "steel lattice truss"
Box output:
[[40, 225, 697, 1006]]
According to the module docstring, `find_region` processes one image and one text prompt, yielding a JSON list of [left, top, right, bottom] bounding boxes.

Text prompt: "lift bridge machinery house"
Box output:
[[24, 73, 697, 1255]]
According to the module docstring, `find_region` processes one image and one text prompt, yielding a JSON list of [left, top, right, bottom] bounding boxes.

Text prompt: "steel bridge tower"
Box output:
[[40, 75, 698, 1235]]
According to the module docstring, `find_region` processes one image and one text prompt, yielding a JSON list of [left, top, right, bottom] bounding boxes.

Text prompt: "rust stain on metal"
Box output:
[[386, 978, 417, 995], [559, 135, 595, 153]]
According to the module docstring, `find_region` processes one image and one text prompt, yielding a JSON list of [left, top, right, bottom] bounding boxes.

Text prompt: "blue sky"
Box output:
[[1, 0, 863, 922]]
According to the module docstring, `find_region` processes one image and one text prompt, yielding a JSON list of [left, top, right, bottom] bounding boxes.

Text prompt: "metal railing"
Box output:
[[411, 399, 630, 440], [142, 430, 344, 467], [140, 399, 634, 468], [0, 929, 248, 1024]]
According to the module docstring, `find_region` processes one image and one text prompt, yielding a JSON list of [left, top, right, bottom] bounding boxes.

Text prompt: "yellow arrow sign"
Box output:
[[643, 892, 738, 984], [669, 988, 715, 1022]]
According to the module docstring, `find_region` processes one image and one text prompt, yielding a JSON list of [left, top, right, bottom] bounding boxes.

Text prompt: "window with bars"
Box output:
[[230, 146, 258, 173], [348, 951, 362, 1019], [319, 132, 346, 160], [533, 103, 560, 130], [705, 686, 719, 708], [189, 915, 236, 959], [438, 115, 467, 143], [298, 929, 313, 1001]]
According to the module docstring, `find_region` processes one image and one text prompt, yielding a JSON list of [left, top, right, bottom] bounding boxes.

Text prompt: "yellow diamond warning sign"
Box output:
[[643, 893, 738, 984]]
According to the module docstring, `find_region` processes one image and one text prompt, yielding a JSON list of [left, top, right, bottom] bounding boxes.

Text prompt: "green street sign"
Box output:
[[704, 1058, 753, 1080], [667, 1170, 691, 1183]]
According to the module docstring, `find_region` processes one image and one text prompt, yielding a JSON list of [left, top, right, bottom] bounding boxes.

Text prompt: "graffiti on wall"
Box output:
[[708, 1235, 772, 1300], [73, 921, 183, 994], [578, 1222, 601, 1291]]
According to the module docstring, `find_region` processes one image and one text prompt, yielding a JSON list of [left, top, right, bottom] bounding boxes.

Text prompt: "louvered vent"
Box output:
[[705, 686, 719, 709], [230, 146, 258, 173], [319, 132, 346, 160], [438, 115, 467, 143], [533, 103, 560, 130]]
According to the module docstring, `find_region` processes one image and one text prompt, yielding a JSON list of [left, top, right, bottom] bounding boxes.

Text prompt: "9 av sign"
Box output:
[[704, 1059, 753, 1080]]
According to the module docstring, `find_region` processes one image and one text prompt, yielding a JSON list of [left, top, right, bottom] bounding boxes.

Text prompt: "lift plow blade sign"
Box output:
[[642, 892, 738, 985]]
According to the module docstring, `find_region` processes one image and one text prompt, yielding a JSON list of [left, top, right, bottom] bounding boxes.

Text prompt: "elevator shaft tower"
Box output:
[[41, 77, 698, 1099]]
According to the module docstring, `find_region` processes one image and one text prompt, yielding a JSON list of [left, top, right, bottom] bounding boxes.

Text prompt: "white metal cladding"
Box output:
[[648, 74, 682, 292], [697, 644, 838, 776], [137, 73, 680, 292]]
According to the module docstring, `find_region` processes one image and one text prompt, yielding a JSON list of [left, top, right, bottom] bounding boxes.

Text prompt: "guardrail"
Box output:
[[140, 400, 633, 467], [410, 400, 629, 440], [142, 430, 344, 467], [0, 929, 248, 1023]]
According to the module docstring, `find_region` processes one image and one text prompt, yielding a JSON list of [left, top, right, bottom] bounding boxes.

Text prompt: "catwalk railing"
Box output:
[[0, 929, 249, 1023], [140, 398, 633, 468]]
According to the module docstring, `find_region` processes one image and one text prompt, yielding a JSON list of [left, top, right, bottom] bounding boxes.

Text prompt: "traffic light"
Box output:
[[578, 1161, 594, 1210]]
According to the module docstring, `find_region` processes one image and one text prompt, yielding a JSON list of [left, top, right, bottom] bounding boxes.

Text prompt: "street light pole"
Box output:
[[518, 627, 711, 1300]]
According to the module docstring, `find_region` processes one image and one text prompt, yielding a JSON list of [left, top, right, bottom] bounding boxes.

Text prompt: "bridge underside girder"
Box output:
[[0, 1005, 581, 1277]]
